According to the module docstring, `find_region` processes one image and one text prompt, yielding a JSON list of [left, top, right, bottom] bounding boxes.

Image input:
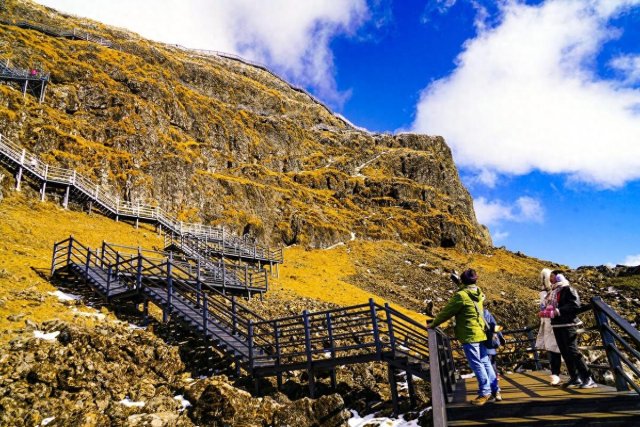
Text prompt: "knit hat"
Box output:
[[554, 273, 567, 283], [461, 269, 478, 285]]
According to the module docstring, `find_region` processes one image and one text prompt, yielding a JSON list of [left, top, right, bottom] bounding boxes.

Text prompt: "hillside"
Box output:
[[0, 0, 491, 251], [3, 1, 640, 426]]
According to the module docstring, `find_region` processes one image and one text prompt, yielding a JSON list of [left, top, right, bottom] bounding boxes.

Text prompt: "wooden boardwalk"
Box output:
[[448, 371, 640, 425], [0, 56, 49, 102], [52, 236, 431, 408]]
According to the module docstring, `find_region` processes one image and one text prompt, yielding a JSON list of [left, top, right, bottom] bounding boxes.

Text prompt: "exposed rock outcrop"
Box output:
[[0, 0, 491, 252]]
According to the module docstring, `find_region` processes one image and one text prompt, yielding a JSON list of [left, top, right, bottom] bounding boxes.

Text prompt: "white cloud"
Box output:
[[35, 0, 370, 106], [474, 196, 544, 226], [493, 230, 509, 242], [413, 0, 640, 188], [611, 54, 640, 85], [621, 254, 640, 266]]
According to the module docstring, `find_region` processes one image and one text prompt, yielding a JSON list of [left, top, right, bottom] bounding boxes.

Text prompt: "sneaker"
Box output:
[[580, 377, 598, 389], [550, 375, 561, 386], [471, 394, 492, 406], [562, 378, 582, 389], [488, 391, 503, 402]]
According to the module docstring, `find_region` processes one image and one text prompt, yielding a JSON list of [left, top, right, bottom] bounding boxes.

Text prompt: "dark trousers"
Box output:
[[552, 326, 591, 380], [548, 351, 561, 375]]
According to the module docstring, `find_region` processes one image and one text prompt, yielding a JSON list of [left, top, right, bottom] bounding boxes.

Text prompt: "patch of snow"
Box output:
[[174, 395, 191, 411], [41, 417, 55, 426], [348, 408, 431, 427], [48, 290, 81, 302], [119, 398, 145, 408], [71, 307, 106, 320], [418, 263, 428, 268], [404, 260, 412, 265], [350, 232, 356, 241], [461, 373, 476, 379], [324, 242, 345, 250], [128, 324, 146, 330], [606, 286, 618, 294], [34, 331, 60, 341]]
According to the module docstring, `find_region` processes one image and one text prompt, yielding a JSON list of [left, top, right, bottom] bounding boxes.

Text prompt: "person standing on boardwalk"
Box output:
[[539, 271, 596, 388], [428, 269, 500, 406], [535, 268, 562, 386], [483, 302, 505, 377]]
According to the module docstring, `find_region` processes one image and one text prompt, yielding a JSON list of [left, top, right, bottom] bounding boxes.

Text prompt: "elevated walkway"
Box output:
[[51, 236, 431, 408], [448, 371, 640, 425], [0, 132, 282, 265], [0, 56, 49, 102]]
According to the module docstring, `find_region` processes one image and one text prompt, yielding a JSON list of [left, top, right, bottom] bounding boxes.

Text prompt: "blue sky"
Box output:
[[35, 0, 640, 268]]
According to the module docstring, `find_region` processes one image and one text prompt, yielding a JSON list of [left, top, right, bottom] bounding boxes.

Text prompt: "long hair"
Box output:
[[540, 268, 552, 291]]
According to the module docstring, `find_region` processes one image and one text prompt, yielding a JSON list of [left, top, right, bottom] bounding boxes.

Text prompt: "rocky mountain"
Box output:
[[0, 0, 491, 251]]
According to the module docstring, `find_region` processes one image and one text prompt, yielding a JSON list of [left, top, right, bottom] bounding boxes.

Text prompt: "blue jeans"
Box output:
[[463, 342, 499, 397]]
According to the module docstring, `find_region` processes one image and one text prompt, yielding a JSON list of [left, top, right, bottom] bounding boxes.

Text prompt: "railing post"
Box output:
[[385, 303, 396, 358], [369, 298, 382, 359], [165, 253, 173, 323], [202, 298, 208, 333], [303, 310, 315, 397], [85, 247, 91, 277], [67, 236, 73, 266], [231, 296, 237, 335], [248, 320, 254, 375], [114, 252, 120, 278], [428, 328, 448, 427], [50, 242, 58, 276], [221, 261, 226, 295], [592, 297, 629, 391], [274, 321, 282, 388], [136, 251, 143, 290], [106, 266, 112, 296], [100, 241, 106, 268], [196, 258, 202, 308], [326, 312, 337, 389], [71, 170, 76, 185]]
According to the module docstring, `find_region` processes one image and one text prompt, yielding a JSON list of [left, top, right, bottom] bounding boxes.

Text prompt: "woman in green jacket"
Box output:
[[428, 269, 500, 406]]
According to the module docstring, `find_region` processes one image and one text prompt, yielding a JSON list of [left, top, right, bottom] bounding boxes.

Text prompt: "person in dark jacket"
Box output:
[[539, 271, 596, 388], [483, 303, 504, 377]]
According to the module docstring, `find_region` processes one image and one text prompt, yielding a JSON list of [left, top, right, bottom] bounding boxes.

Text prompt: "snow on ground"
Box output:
[[41, 417, 55, 426], [33, 330, 60, 341], [48, 290, 81, 302], [174, 395, 192, 411], [128, 323, 146, 330], [460, 373, 476, 379], [71, 307, 106, 320], [348, 408, 431, 427], [119, 398, 145, 408]]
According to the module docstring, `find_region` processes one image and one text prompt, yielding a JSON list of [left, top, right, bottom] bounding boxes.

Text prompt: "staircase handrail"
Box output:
[[0, 132, 272, 253], [592, 296, 640, 394], [428, 327, 454, 427]]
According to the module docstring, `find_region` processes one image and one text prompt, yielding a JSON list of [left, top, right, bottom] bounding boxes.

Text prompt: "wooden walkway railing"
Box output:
[[0, 56, 49, 102], [0, 132, 282, 264], [0, 18, 113, 46], [99, 241, 268, 297], [428, 298, 640, 426], [51, 236, 430, 411]]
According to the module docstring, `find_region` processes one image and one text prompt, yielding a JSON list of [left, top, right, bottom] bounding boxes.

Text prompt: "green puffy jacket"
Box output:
[[430, 286, 488, 344]]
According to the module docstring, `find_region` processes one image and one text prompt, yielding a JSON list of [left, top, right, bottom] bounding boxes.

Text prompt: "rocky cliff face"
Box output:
[[0, 0, 491, 251]]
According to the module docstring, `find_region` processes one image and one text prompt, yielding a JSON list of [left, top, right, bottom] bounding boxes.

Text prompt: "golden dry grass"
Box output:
[[0, 191, 162, 342]]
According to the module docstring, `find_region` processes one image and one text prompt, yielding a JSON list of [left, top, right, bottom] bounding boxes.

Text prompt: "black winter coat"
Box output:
[[550, 285, 582, 327]]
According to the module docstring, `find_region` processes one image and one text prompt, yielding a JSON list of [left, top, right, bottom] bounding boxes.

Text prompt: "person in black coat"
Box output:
[[539, 271, 596, 388]]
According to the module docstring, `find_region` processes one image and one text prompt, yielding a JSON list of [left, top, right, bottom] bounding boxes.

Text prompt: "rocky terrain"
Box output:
[[0, 0, 491, 251], [1, 0, 639, 426]]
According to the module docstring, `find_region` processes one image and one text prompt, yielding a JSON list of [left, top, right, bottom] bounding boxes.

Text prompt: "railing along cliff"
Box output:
[[0, 132, 281, 260]]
